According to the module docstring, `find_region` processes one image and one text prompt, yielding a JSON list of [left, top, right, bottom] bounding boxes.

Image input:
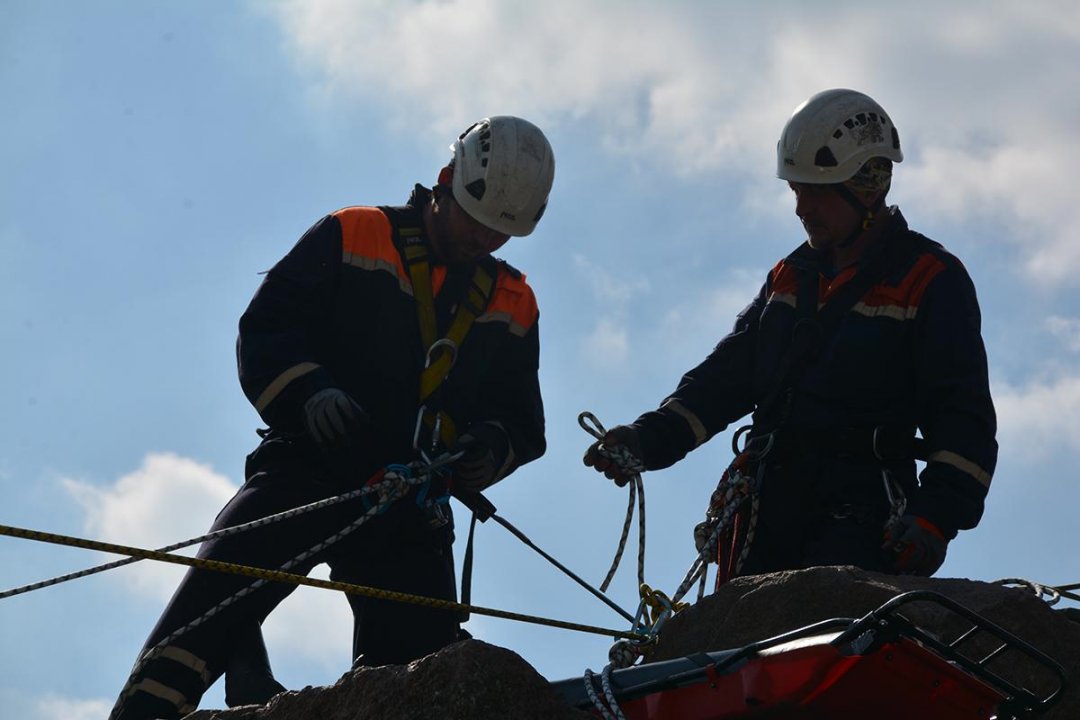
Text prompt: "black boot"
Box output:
[[224, 622, 287, 707]]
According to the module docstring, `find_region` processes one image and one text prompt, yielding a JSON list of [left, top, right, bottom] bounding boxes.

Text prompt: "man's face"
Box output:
[[431, 191, 511, 266], [788, 181, 862, 252]]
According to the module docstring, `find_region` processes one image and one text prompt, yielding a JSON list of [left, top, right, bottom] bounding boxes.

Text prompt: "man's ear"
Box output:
[[437, 165, 453, 188]]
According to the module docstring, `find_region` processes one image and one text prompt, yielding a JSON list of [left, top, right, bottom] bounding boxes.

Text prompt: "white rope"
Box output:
[[578, 412, 647, 594], [0, 481, 394, 601], [110, 459, 446, 719], [583, 665, 627, 720], [672, 464, 759, 605]]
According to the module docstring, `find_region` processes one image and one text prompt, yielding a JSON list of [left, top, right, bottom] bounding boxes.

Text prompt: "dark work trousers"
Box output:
[[734, 457, 895, 577], [109, 454, 461, 720]]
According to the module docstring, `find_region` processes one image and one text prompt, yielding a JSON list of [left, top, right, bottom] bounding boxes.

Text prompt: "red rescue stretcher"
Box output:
[[552, 591, 1068, 719]]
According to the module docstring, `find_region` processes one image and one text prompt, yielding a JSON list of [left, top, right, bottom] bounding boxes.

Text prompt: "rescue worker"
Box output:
[[584, 89, 995, 580], [110, 116, 554, 720]]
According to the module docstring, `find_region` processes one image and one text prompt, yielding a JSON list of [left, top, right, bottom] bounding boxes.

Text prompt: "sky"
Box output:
[[2, 1, 1080, 717]]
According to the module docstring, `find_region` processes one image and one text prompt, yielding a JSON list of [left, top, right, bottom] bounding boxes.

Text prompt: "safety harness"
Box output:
[[704, 213, 928, 587], [394, 222, 497, 461], [392, 217, 502, 618]]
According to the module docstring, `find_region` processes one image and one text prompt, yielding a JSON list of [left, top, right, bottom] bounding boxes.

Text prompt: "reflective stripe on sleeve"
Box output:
[[255, 362, 321, 413], [927, 449, 992, 489], [662, 398, 708, 447]]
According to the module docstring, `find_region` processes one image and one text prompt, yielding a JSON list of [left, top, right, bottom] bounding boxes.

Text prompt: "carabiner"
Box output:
[[425, 338, 458, 369]]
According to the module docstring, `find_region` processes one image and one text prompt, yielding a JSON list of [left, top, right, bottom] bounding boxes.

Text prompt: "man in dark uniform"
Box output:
[[585, 89, 995, 582], [111, 116, 555, 720]]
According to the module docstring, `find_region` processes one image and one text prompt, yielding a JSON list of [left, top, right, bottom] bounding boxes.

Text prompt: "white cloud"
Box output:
[[266, 0, 1080, 286], [34, 696, 112, 720], [656, 268, 763, 363], [572, 254, 649, 367], [63, 452, 239, 601], [63, 453, 352, 668], [262, 565, 353, 672], [582, 316, 630, 365], [1046, 316, 1080, 353], [572, 254, 649, 307], [994, 373, 1080, 460]]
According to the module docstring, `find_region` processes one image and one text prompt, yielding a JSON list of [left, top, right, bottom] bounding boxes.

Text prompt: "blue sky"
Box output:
[[3, 1, 1079, 717]]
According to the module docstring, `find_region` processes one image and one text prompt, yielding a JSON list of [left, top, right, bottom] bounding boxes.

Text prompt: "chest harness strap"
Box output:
[[398, 228, 496, 459], [398, 225, 498, 622]]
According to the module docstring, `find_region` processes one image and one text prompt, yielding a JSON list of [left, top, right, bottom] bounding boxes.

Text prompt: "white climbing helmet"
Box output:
[[450, 116, 555, 237], [777, 89, 903, 184]]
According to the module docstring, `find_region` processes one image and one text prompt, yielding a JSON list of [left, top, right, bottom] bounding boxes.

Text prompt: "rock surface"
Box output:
[[184, 640, 590, 720], [184, 568, 1078, 719]]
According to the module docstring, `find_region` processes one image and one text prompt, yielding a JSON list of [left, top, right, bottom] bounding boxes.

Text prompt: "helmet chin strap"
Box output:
[[834, 185, 885, 249]]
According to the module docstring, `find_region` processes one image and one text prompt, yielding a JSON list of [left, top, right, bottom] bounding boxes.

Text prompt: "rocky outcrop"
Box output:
[[184, 568, 1078, 719], [184, 640, 589, 720]]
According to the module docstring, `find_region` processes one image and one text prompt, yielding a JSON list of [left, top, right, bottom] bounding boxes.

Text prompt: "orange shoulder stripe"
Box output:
[[334, 207, 414, 294], [479, 269, 539, 337]]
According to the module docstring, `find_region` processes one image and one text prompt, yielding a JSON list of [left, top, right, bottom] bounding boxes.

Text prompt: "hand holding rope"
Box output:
[[579, 412, 646, 594]]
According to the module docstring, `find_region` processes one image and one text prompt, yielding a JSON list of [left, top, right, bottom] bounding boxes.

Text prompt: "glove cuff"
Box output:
[[460, 422, 512, 480], [912, 515, 945, 540]]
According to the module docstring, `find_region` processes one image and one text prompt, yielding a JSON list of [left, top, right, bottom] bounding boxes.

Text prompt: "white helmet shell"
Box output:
[[777, 89, 903, 184], [450, 116, 555, 237]]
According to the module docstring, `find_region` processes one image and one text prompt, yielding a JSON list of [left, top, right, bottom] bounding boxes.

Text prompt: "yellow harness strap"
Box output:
[[401, 235, 496, 449]]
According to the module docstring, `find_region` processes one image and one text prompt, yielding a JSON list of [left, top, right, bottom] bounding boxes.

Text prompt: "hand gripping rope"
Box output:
[[1, 450, 644, 639], [578, 412, 646, 594], [579, 412, 693, 719]]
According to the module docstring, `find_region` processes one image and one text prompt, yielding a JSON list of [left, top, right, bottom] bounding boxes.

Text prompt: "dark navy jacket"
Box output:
[[633, 208, 995, 537], [237, 185, 545, 481]]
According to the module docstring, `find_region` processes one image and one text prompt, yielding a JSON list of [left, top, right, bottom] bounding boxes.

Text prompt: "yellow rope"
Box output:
[[0, 523, 645, 641]]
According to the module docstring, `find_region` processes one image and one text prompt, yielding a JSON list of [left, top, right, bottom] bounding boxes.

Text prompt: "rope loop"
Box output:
[[994, 577, 1062, 606]]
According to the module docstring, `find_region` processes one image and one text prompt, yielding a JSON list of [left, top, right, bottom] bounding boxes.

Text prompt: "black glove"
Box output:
[[452, 425, 509, 494], [301, 388, 370, 449], [882, 514, 948, 576], [582, 425, 644, 487]]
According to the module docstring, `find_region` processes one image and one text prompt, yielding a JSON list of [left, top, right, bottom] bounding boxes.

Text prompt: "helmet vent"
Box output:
[[465, 179, 486, 201], [814, 146, 839, 167]]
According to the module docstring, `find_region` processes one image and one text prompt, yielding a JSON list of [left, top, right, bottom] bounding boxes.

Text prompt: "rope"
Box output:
[[489, 513, 637, 625], [583, 665, 627, 720], [578, 412, 646, 594], [0, 472, 398, 601], [0, 522, 646, 641], [671, 463, 758, 605], [992, 578, 1080, 606]]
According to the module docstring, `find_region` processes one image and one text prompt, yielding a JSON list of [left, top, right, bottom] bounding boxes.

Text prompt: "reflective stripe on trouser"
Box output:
[[110, 461, 460, 720]]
